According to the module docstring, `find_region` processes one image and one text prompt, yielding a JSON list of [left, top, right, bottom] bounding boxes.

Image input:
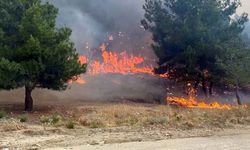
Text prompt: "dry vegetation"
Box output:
[[74, 104, 250, 129], [1, 103, 250, 149], [2, 103, 250, 131]]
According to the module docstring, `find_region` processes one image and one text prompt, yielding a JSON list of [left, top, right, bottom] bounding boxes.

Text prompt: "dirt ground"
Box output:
[[44, 130, 250, 150], [1, 123, 250, 149], [1, 89, 250, 149]]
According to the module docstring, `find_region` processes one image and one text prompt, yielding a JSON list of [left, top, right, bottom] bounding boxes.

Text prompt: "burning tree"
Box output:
[[0, 0, 86, 111], [142, 0, 249, 97]]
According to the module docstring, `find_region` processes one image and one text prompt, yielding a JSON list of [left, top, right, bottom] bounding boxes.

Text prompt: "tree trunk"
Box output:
[[25, 86, 33, 112], [236, 86, 242, 106]]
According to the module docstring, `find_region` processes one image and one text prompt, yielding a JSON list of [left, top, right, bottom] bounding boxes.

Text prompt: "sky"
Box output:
[[239, 0, 250, 14], [239, 0, 250, 35]]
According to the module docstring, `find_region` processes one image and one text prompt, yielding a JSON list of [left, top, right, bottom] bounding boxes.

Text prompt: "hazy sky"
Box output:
[[50, 0, 250, 52], [238, 0, 250, 14]]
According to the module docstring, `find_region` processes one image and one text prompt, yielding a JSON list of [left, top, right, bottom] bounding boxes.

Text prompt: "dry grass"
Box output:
[[73, 104, 250, 129], [1, 103, 250, 131], [0, 119, 27, 132]]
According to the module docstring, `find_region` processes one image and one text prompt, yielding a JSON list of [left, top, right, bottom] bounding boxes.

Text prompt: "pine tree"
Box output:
[[142, 0, 249, 96], [217, 48, 250, 105], [0, 0, 86, 111]]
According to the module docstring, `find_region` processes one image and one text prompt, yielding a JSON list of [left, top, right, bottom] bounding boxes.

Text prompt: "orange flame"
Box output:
[[80, 43, 155, 76], [167, 85, 232, 110], [70, 56, 88, 84], [167, 96, 232, 110], [73, 43, 162, 84], [79, 55, 88, 64], [75, 77, 86, 84]]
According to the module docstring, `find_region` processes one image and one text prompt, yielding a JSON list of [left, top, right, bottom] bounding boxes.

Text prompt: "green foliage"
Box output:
[[0, 110, 7, 119], [40, 115, 50, 124], [50, 114, 61, 124], [0, 0, 86, 111], [217, 48, 250, 87], [0, 0, 86, 90], [40, 114, 61, 125], [142, 0, 249, 84], [18, 115, 28, 123], [243, 24, 250, 48], [66, 120, 75, 129]]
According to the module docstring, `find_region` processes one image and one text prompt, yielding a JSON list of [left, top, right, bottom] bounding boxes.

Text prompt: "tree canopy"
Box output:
[[142, 0, 249, 97], [0, 0, 86, 111]]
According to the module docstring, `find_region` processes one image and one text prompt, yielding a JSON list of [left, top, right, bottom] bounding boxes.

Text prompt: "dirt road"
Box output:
[[45, 132, 250, 150]]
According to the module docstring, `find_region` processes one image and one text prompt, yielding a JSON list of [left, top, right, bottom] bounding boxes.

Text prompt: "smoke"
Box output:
[[47, 0, 149, 54], [40, 0, 163, 102], [41, 0, 249, 103], [58, 75, 165, 102]]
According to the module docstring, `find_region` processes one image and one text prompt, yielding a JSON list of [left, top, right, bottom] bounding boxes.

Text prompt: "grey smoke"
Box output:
[[40, 0, 163, 102], [48, 0, 148, 54]]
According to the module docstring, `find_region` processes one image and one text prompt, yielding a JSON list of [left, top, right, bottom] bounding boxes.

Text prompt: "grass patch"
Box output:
[[40, 116, 50, 124], [143, 117, 168, 126], [79, 116, 105, 128], [66, 120, 75, 129], [74, 104, 250, 129], [51, 115, 61, 124], [18, 115, 28, 123], [89, 119, 104, 128], [0, 110, 7, 119], [40, 114, 61, 125], [0, 119, 27, 132]]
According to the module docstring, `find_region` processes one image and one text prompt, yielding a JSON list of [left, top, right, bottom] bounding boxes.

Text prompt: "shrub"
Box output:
[[51, 115, 61, 124], [40, 115, 61, 125], [18, 115, 28, 123], [0, 110, 7, 119], [144, 117, 168, 126], [66, 121, 75, 129], [88, 119, 104, 128], [40, 116, 50, 124]]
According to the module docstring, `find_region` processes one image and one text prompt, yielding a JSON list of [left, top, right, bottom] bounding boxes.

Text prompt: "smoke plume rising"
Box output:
[[48, 0, 150, 54], [42, 0, 162, 102]]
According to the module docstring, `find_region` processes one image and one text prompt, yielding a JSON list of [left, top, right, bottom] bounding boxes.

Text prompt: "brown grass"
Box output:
[[73, 104, 250, 129], [2, 103, 250, 130], [0, 119, 27, 132]]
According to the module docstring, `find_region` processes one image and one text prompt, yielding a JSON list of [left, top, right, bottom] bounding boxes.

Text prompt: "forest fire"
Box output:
[[76, 45, 235, 110], [167, 96, 232, 110], [167, 87, 233, 110], [76, 43, 159, 83]]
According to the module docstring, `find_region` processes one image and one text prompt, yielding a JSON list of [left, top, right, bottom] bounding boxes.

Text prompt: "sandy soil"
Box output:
[[1, 125, 250, 150], [44, 130, 250, 150]]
